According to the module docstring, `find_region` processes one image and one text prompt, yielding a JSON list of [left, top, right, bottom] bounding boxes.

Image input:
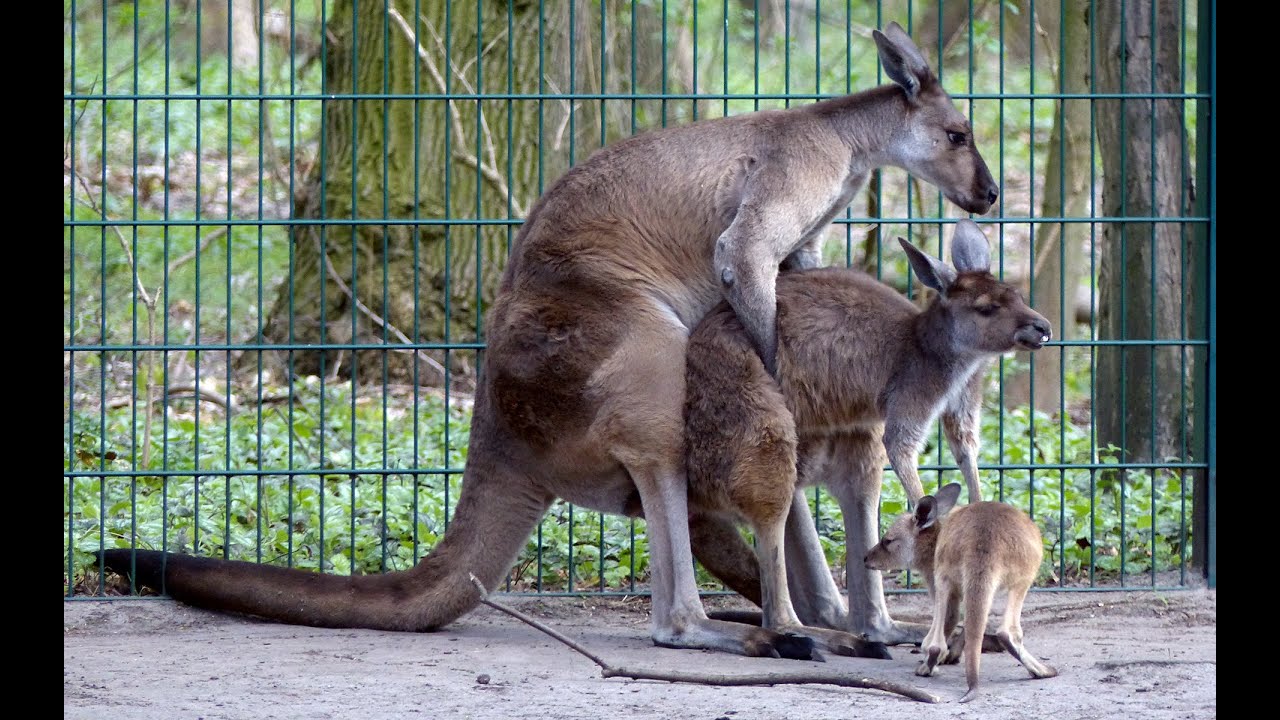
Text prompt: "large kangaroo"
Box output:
[[99, 22, 997, 660], [684, 220, 1051, 652], [864, 483, 1059, 702]]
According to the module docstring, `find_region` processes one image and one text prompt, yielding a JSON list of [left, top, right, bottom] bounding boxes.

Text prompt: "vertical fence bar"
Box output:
[[600, 2, 609, 592], [1177, 0, 1188, 588], [67, 0, 77, 599], [692, 0, 698, 121], [347, 0, 361, 575], [1192, 0, 1216, 587], [162, 0, 173, 588], [1057, 0, 1068, 584], [380, 0, 392, 575], [255, 0, 267, 566], [1148, 0, 1158, 586], [1118, 0, 1128, 586], [1087, 0, 1098, 588], [567, 0, 577, 592], [996, 0, 1006, 503], [99, 0, 109, 591], [1027, 0, 1038, 523], [722, 0, 729, 120], [129, 0, 141, 573], [443, 0, 454, 540], [628, 0, 638, 594], [225, 0, 236, 562], [534, 0, 545, 594], [316, 0, 330, 574], [412, 0, 423, 567], [194, 0, 204, 560], [286, 0, 300, 571], [501, 0, 512, 589]]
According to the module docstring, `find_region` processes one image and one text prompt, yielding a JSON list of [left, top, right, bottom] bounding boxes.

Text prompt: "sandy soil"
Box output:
[[64, 584, 1215, 720]]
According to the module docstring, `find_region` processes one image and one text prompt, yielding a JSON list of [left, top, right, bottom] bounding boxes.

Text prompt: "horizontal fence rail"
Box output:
[[64, 0, 1216, 602]]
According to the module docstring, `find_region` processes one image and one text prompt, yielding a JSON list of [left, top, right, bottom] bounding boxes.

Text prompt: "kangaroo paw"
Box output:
[[773, 632, 819, 661], [847, 639, 893, 660]]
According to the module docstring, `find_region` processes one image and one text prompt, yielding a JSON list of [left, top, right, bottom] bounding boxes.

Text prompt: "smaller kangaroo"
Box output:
[[864, 483, 1058, 703], [685, 219, 1052, 652]]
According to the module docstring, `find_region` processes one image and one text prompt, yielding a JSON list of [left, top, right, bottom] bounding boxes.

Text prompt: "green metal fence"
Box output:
[[64, 0, 1216, 601]]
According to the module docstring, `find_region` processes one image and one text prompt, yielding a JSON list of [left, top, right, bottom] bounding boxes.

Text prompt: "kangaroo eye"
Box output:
[[976, 304, 998, 316], [947, 131, 967, 146], [882, 538, 894, 547]]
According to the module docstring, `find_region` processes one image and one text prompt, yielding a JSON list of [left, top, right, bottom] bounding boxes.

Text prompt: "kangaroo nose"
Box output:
[[986, 186, 999, 205], [1033, 318, 1052, 338]]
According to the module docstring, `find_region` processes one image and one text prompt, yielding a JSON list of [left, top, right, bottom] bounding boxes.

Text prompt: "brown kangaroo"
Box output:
[[684, 219, 1051, 654], [99, 22, 997, 661], [864, 483, 1059, 702]]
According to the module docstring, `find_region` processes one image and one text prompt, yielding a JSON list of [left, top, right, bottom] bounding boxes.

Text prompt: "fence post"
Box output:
[[1190, 0, 1216, 588]]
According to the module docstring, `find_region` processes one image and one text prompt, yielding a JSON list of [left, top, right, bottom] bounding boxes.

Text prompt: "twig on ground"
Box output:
[[466, 574, 942, 704]]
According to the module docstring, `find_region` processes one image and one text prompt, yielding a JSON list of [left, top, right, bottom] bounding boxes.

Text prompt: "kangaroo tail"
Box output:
[[958, 573, 998, 703], [101, 457, 551, 632]]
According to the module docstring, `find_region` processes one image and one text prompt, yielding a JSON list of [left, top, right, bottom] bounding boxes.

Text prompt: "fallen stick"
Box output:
[[467, 574, 941, 704]]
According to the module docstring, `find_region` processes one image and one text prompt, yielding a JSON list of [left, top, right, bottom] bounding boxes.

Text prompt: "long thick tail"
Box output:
[[959, 576, 998, 703], [100, 457, 551, 632]]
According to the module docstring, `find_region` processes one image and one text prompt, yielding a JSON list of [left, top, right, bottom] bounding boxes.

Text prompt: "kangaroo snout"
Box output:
[[1015, 316, 1053, 351], [962, 163, 999, 214], [955, 190, 996, 215]]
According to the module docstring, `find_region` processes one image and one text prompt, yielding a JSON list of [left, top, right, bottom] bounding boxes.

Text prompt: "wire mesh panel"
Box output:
[[64, 0, 1215, 601]]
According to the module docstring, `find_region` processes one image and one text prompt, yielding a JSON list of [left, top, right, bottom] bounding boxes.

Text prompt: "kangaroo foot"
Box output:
[[652, 618, 821, 660]]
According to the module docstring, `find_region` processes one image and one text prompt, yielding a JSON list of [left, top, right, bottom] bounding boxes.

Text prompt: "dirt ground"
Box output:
[[63, 582, 1215, 720]]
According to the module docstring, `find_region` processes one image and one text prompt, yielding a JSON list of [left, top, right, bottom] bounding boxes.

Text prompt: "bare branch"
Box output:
[[70, 169, 155, 309], [457, 25, 509, 81], [107, 383, 239, 413], [421, 18, 505, 189], [386, 7, 527, 217], [315, 237, 449, 382], [940, 1, 997, 61], [163, 384, 240, 412], [467, 574, 942, 704], [451, 151, 522, 215], [65, 76, 98, 164], [169, 226, 230, 273]]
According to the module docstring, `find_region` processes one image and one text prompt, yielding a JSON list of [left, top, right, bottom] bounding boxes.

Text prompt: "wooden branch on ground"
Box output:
[[466, 574, 942, 704]]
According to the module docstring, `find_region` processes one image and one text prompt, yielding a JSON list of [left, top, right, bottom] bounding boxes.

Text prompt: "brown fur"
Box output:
[[864, 483, 1059, 702], [100, 22, 996, 661], [686, 220, 1051, 650]]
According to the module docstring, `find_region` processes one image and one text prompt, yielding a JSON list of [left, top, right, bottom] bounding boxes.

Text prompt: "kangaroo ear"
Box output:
[[873, 21, 936, 101], [934, 483, 963, 516], [915, 495, 939, 529], [900, 237, 956, 294], [950, 219, 992, 274]]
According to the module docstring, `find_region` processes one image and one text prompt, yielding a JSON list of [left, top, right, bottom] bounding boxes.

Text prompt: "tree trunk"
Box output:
[[1004, 0, 1089, 414], [197, 0, 261, 69], [256, 0, 547, 386], [1094, 0, 1193, 463]]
